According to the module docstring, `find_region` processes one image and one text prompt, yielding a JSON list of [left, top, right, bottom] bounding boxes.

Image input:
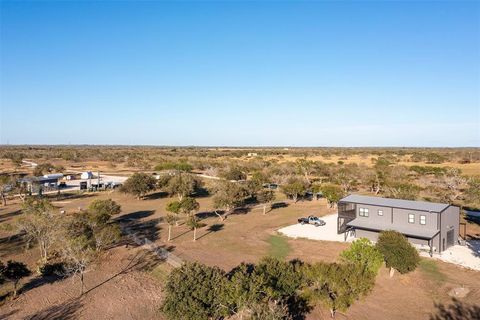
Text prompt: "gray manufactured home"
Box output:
[[337, 195, 459, 255]]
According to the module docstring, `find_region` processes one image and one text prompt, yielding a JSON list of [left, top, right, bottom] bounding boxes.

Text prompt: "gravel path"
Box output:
[[420, 240, 480, 271]]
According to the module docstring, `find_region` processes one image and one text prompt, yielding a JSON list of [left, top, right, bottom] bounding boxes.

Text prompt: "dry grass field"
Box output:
[[0, 188, 479, 319]]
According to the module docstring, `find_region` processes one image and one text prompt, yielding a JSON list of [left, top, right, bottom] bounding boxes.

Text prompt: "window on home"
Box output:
[[420, 215, 426, 225], [359, 208, 369, 217], [378, 210, 383, 216], [408, 213, 415, 224]]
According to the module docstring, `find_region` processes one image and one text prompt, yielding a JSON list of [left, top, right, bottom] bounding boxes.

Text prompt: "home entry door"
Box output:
[[447, 229, 454, 247]]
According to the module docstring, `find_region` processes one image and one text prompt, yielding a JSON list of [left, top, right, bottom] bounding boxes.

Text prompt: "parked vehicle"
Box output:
[[298, 216, 326, 227]]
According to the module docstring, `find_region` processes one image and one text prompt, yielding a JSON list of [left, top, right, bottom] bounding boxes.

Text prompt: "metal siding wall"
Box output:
[[440, 206, 460, 249]]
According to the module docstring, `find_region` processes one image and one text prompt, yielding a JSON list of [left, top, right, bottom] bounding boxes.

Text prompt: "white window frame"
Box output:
[[420, 215, 426, 225], [378, 210, 383, 216], [359, 208, 369, 217], [408, 213, 415, 224]]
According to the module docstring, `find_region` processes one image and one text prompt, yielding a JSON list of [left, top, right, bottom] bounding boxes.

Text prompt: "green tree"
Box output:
[[376, 230, 420, 276], [121, 173, 157, 199], [320, 184, 344, 208], [165, 214, 178, 241], [254, 257, 304, 301], [340, 238, 383, 275], [186, 215, 202, 241], [304, 262, 374, 318], [179, 197, 200, 216], [166, 200, 182, 215], [221, 166, 247, 181], [166, 173, 198, 200], [162, 262, 229, 320], [87, 199, 121, 226], [251, 170, 270, 186], [257, 190, 275, 215], [93, 224, 121, 251], [225, 263, 266, 317], [3, 260, 31, 298], [281, 176, 308, 203], [212, 181, 247, 221], [296, 158, 315, 183], [244, 180, 263, 199], [384, 182, 420, 200], [466, 177, 480, 206]]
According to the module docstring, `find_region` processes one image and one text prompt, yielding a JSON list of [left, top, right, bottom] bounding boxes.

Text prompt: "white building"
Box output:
[[81, 171, 94, 179]]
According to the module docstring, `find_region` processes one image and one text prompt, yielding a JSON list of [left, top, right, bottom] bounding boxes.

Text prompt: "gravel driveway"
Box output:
[[278, 214, 354, 242], [280, 214, 480, 271]]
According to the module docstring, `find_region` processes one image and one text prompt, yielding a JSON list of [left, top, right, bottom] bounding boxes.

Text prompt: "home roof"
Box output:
[[19, 176, 60, 184], [339, 194, 450, 213], [347, 218, 440, 240]]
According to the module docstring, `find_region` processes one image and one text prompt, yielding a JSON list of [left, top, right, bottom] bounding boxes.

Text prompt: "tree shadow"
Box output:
[[0, 309, 19, 319], [192, 187, 210, 198], [196, 210, 223, 220], [170, 228, 192, 241], [116, 210, 162, 243], [20, 274, 64, 295], [271, 202, 289, 210], [429, 298, 480, 320], [466, 240, 480, 259], [45, 192, 95, 202], [0, 233, 28, 258], [288, 295, 313, 320], [0, 209, 22, 223], [26, 297, 83, 320], [143, 191, 169, 200], [196, 223, 224, 240], [231, 207, 251, 215], [116, 210, 155, 222], [132, 246, 176, 273]]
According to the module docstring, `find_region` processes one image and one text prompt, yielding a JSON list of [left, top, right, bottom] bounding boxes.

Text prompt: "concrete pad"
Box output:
[[278, 214, 354, 242]]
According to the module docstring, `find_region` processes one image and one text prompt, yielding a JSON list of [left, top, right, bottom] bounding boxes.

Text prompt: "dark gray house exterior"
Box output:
[[337, 195, 459, 254]]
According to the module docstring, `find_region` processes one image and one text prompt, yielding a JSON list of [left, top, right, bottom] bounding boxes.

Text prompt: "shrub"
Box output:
[[162, 262, 229, 320], [154, 161, 193, 172], [87, 199, 121, 225], [376, 230, 420, 275], [340, 238, 383, 275]]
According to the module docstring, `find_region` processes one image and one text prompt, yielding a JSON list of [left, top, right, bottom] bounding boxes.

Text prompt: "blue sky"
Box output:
[[0, 1, 479, 146]]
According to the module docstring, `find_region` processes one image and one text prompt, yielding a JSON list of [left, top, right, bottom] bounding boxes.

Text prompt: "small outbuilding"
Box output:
[[81, 171, 94, 179]]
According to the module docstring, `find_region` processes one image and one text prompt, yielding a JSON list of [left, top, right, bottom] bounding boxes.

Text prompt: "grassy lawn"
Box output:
[[267, 234, 291, 260], [419, 258, 447, 284]]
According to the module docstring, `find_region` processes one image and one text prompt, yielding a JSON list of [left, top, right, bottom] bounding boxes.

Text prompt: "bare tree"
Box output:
[[62, 237, 95, 296], [16, 198, 59, 262], [442, 168, 466, 203]]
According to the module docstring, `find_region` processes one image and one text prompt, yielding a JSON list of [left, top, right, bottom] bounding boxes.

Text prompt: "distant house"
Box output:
[[19, 175, 62, 194], [247, 152, 258, 157], [81, 171, 94, 179], [337, 194, 459, 255]]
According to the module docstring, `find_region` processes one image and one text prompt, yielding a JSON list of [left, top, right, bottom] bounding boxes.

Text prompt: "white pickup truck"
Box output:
[[298, 216, 326, 227]]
